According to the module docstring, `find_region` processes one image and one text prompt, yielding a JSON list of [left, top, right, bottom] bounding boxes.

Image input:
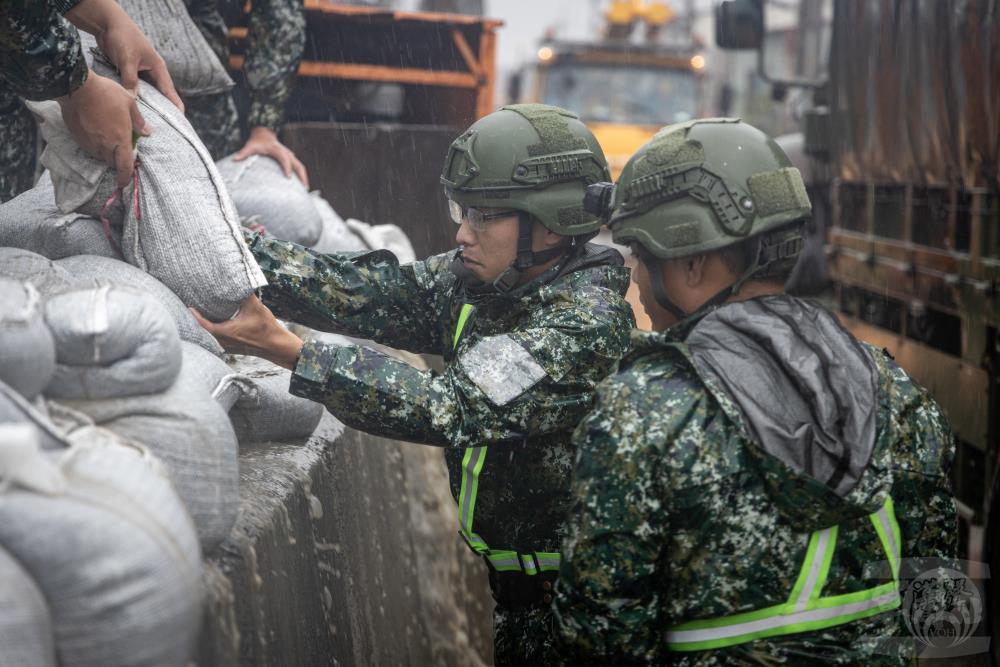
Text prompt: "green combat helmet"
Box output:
[[441, 104, 611, 292], [586, 118, 811, 320]]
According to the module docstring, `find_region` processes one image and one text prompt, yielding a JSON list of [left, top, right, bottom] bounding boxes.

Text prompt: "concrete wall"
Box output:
[[197, 416, 493, 666]]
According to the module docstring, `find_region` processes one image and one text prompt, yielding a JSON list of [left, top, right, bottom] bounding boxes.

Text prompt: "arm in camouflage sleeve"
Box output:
[[553, 373, 670, 664], [289, 289, 632, 447], [248, 231, 454, 354], [243, 0, 304, 131], [886, 362, 958, 560], [0, 0, 88, 100]]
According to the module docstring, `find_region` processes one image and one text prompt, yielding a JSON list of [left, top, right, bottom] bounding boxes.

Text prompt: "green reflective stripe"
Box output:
[[453, 304, 490, 553], [453, 303, 474, 349], [486, 550, 561, 574], [667, 498, 901, 652], [458, 446, 489, 553]]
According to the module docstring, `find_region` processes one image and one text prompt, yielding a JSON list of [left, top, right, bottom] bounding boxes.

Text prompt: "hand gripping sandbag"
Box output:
[[217, 154, 323, 246], [0, 279, 56, 401], [55, 254, 224, 357], [54, 342, 239, 551], [0, 422, 202, 667], [0, 248, 75, 296], [43, 286, 182, 400], [309, 192, 370, 254], [118, 0, 233, 97], [26, 64, 267, 321], [0, 538, 56, 667], [0, 173, 119, 260]]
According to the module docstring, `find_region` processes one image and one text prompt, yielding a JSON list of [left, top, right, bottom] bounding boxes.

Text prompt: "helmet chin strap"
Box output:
[[456, 213, 573, 295]]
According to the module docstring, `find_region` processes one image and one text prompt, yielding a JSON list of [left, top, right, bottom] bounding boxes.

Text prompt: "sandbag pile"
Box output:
[[25, 57, 266, 321], [0, 173, 119, 260], [0, 421, 203, 667], [217, 154, 324, 246]]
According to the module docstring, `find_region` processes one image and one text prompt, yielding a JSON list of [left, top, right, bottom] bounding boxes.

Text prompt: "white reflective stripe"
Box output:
[[794, 527, 834, 611], [666, 589, 900, 645], [538, 555, 560, 569]]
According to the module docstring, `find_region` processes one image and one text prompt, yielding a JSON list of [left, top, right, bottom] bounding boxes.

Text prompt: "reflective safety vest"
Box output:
[[666, 497, 902, 652], [452, 304, 560, 575]]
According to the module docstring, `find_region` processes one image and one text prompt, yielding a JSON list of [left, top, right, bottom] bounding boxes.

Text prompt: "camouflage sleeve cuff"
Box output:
[[291, 338, 342, 395], [247, 98, 285, 133], [0, 10, 88, 101], [52, 0, 85, 14]]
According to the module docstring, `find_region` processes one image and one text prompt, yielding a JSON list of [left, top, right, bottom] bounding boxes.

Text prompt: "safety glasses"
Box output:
[[448, 200, 518, 232]]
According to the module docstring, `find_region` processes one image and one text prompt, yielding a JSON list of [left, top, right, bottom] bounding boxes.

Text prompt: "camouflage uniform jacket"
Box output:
[[185, 0, 305, 131], [248, 234, 634, 569], [555, 295, 957, 665], [0, 0, 87, 100]]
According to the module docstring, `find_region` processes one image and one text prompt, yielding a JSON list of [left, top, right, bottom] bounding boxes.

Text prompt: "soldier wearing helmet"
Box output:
[[195, 104, 635, 664], [554, 119, 957, 663]]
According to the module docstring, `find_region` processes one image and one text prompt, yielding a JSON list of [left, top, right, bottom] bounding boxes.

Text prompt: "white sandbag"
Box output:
[[0, 247, 75, 296], [118, 0, 233, 97], [179, 346, 323, 444], [0, 280, 56, 400], [55, 342, 239, 550], [0, 381, 67, 452], [0, 540, 56, 667], [26, 60, 266, 321], [225, 355, 325, 443], [0, 173, 119, 260], [0, 422, 202, 667], [345, 217, 417, 263], [43, 286, 182, 400], [309, 192, 370, 254], [217, 154, 323, 246], [55, 254, 224, 357]]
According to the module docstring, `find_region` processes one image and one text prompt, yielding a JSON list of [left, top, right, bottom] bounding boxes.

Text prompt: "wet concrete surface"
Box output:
[[196, 414, 493, 666]]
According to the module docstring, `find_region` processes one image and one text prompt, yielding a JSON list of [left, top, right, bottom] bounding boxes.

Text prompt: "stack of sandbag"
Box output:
[[0, 419, 203, 666], [42, 289, 239, 550], [0, 173, 119, 260], [43, 286, 182, 400], [183, 345, 325, 445], [309, 192, 417, 262], [217, 154, 324, 246], [25, 56, 266, 321], [55, 254, 225, 356]]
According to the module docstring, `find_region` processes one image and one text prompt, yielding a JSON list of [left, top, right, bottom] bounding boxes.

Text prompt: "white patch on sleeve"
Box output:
[[459, 335, 547, 406]]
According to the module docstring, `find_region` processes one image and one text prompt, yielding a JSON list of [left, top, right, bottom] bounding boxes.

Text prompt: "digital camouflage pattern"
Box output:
[[182, 89, 241, 160], [185, 0, 305, 140], [0, 0, 87, 101], [245, 231, 634, 664], [0, 0, 86, 202], [0, 82, 36, 203], [555, 298, 956, 665]]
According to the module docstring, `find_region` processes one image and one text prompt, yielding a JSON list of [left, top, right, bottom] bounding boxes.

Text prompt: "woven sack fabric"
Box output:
[[44, 287, 182, 400], [0, 279, 55, 401]]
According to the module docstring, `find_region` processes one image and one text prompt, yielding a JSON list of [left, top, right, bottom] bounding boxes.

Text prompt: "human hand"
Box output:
[[58, 70, 148, 188], [65, 0, 183, 111], [234, 127, 310, 188], [191, 295, 304, 370]]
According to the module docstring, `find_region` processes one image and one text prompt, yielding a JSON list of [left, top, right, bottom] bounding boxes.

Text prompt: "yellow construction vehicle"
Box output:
[[514, 0, 705, 178]]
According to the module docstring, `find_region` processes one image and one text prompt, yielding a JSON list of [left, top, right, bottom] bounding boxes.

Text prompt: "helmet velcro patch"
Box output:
[[635, 128, 705, 177], [501, 104, 588, 157], [747, 168, 810, 218], [557, 206, 595, 230]]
